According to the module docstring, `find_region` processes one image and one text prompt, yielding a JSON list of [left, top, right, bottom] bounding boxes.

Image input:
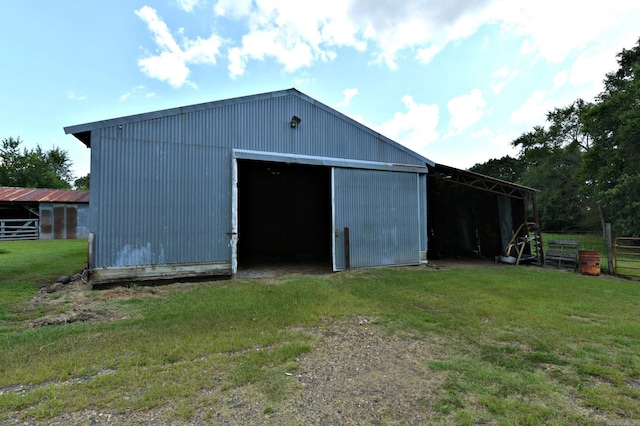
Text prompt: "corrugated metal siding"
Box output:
[[333, 168, 421, 270], [96, 95, 424, 164], [76, 204, 89, 239], [89, 92, 427, 269], [91, 129, 231, 268], [419, 173, 428, 256]]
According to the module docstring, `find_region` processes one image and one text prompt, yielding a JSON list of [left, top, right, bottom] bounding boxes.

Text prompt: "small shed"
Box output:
[[0, 187, 90, 240], [65, 88, 433, 285]]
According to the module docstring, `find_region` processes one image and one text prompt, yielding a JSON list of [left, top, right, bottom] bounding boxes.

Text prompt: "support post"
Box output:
[[230, 156, 239, 276], [605, 223, 614, 275], [344, 227, 350, 270]]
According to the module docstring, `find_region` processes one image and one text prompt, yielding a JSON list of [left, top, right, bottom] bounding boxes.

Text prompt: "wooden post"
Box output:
[[605, 223, 614, 275], [344, 227, 350, 270], [87, 232, 94, 270]]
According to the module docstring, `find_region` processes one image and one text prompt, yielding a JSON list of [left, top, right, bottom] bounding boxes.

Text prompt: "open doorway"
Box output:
[[237, 160, 332, 269]]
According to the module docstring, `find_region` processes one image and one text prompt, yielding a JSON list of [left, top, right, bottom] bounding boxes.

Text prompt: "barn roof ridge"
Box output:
[[64, 88, 434, 166]]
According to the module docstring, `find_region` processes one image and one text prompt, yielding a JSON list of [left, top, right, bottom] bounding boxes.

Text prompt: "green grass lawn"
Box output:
[[0, 240, 87, 322], [1, 240, 640, 424]]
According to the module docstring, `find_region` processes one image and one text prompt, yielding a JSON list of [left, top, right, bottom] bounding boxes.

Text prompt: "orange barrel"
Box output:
[[578, 251, 601, 276]]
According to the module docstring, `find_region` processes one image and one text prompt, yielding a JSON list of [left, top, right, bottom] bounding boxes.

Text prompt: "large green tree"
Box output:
[[472, 101, 592, 231], [471, 38, 640, 235], [74, 173, 90, 190], [469, 155, 525, 183], [516, 101, 595, 231], [0, 137, 74, 189], [581, 38, 640, 236]]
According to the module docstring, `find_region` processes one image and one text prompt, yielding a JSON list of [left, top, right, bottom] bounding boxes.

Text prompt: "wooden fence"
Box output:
[[0, 219, 39, 240]]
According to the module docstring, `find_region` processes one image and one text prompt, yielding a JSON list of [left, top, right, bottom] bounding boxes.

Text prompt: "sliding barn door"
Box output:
[[332, 168, 421, 271]]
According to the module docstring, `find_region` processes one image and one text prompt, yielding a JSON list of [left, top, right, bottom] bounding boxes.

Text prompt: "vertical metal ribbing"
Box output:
[[89, 92, 428, 270]]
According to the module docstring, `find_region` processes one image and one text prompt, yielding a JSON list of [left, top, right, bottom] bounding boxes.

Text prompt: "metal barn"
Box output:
[[65, 89, 433, 286]]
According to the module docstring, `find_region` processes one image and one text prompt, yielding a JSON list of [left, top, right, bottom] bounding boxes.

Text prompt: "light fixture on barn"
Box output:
[[290, 115, 301, 128]]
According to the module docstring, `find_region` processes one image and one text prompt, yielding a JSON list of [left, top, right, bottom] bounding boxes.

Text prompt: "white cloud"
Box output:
[[470, 127, 492, 139], [218, 0, 495, 76], [67, 91, 87, 101], [350, 0, 640, 71], [135, 0, 640, 107], [415, 44, 441, 64], [218, 0, 500, 76], [135, 6, 223, 88], [552, 70, 569, 90], [138, 52, 193, 88], [494, 1, 640, 64], [509, 91, 551, 126], [490, 67, 520, 95], [564, 44, 629, 100], [446, 89, 487, 137], [214, 0, 253, 18], [335, 88, 359, 108], [376, 95, 440, 154], [176, 0, 201, 12], [227, 27, 317, 78], [219, 0, 364, 77], [119, 85, 156, 102], [350, 0, 495, 68]]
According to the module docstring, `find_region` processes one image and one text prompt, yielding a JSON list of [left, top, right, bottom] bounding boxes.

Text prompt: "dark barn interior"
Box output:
[[237, 160, 332, 266], [0, 202, 39, 220], [427, 165, 532, 261]]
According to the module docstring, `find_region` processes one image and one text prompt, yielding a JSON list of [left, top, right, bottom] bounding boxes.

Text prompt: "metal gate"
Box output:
[[0, 219, 39, 240], [614, 237, 640, 278]]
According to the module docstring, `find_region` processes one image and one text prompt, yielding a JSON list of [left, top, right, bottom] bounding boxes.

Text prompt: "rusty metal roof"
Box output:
[[0, 187, 89, 203]]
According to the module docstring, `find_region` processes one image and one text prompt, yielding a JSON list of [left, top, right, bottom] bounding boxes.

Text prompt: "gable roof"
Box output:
[[64, 88, 434, 167], [0, 187, 89, 203]]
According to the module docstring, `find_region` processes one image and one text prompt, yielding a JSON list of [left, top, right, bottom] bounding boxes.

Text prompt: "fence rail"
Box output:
[[614, 237, 640, 278], [0, 219, 39, 240]]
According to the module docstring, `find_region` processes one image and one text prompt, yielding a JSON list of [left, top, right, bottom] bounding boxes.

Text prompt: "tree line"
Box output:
[[471, 38, 640, 237], [0, 136, 89, 190]]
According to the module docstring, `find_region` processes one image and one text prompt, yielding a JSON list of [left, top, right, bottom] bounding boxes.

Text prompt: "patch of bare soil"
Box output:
[[269, 317, 448, 425], [26, 275, 163, 329]]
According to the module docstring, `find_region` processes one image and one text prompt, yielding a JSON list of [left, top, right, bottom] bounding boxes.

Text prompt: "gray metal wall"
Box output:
[[333, 168, 422, 270], [89, 93, 427, 269], [76, 204, 89, 239]]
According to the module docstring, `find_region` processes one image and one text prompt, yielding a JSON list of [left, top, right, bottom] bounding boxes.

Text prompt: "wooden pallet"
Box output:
[[545, 240, 579, 270]]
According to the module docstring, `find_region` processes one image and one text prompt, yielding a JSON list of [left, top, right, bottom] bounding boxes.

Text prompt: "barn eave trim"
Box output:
[[233, 149, 428, 173]]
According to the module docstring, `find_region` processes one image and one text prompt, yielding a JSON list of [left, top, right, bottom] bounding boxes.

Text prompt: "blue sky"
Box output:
[[1, 1, 639, 180]]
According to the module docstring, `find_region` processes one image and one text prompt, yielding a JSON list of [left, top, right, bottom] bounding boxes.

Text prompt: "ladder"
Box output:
[[505, 222, 543, 266]]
